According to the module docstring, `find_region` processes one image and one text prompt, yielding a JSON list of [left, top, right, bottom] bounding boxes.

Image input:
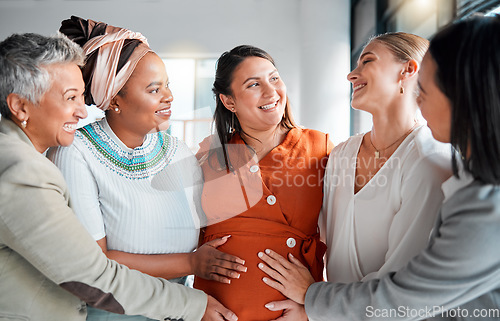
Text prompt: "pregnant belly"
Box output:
[[194, 232, 312, 321]]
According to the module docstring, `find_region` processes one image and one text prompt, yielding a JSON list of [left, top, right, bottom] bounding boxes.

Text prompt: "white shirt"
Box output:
[[321, 125, 453, 282], [48, 118, 203, 254]]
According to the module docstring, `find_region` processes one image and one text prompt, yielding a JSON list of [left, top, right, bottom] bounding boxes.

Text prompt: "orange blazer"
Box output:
[[194, 127, 333, 321]]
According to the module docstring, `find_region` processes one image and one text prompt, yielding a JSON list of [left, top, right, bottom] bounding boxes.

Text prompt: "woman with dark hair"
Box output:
[[193, 45, 333, 320], [48, 16, 243, 321], [259, 15, 500, 321]]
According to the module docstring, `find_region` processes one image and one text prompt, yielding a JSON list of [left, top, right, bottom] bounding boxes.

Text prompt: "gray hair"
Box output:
[[0, 32, 85, 118]]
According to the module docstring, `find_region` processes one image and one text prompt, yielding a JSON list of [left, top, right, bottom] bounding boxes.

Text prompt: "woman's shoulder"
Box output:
[[160, 132, 195, 157], [401, 126, 452, 169], [330, 133, 363, 157], [194, 134, 219, 161], [290, 127, 335, 153], [443, 179, 500, 218], [290, 127, 329, 140], [0, 138, 66, 189], [411, 125, 451, 156]]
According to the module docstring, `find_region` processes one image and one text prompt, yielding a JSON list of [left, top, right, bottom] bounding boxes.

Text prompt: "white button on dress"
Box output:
[[287, 237, 296, 248], [266, 195, 277, 205], [249, 165, 259, 173]]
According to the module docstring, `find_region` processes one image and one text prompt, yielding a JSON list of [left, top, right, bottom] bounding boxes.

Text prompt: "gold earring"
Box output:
[[21, 120, 27, 128], [230, 109, 235, 133], [400, 86, 404, 94]]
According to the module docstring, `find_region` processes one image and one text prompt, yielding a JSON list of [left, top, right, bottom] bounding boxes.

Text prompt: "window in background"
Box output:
[[457, 0, 500, 18], [164, 58, 216, 151], [349, 0, 456, 135], [486, 3, 500, 14]]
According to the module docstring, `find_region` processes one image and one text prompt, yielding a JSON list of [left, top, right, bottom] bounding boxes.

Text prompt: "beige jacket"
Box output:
[[0, 118, 207, 321]]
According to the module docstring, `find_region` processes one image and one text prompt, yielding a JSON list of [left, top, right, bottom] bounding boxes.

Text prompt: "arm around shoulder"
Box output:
[[0, 157, 208, 321], [305, 182, 500, 320]]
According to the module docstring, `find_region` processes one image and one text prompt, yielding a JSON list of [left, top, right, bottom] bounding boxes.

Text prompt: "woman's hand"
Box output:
[[201, 295, 238, 321], [257, 249, 315, 304], [265, 299, 308, 321], [191, 236, 247, 283]]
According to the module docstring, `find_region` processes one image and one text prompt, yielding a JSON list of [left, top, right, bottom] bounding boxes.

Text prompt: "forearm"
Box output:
[[0, 177, 207, 320], [104, 250, 194, 280], [305, 184, 500, 320]]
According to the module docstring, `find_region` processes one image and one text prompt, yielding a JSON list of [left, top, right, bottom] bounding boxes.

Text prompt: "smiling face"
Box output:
[[26, 63, 87, 152], [417, 53, 452, 143], [221, 56, 287, 132], [347, 41, 406, 112], [109, 52, 172, 143]]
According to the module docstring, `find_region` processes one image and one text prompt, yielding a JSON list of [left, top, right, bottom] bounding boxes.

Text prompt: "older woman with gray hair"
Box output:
[[0, 32, 236, 321]]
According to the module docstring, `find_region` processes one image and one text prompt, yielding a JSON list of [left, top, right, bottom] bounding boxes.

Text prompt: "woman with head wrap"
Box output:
[[49, 16, 245, 321], [0, 31, 234, 321]]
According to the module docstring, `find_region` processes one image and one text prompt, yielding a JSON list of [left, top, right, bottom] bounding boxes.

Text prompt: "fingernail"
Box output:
[[262, 277, 268, 283], [226, 279, 231, 284], [258, 263, 264, 269], [258, 252, 264, 258], [289, 253, 294, 258], [239, 266, 247, 272], [265, 249, 271, 254], [236, 273, 240, 279], [265, 303, 274, 309]]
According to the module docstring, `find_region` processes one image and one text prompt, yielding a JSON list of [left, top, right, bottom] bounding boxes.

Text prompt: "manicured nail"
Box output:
[[258, 263, 264, 269], [289, 253, 294, 258], [265, 303, 274, 309], [262, 277, 268, 283], [258, 252, 264, 258], [265, 249, 271, 254]]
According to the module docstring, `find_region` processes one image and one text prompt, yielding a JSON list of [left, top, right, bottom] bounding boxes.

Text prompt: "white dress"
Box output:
[[321, 125, 452, 282], [47, 118, 203, 255]]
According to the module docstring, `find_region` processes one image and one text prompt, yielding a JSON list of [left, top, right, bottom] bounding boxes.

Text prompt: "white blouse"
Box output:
[[48, 118, 203, 255], [321, 125, 452, 282]]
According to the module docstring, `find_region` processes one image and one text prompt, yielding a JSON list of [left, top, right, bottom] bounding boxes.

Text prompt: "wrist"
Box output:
[[187, 251, 196, 275]]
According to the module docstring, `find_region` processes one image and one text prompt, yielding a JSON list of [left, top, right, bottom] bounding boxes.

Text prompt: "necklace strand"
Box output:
[[369, 122, 418, 160]]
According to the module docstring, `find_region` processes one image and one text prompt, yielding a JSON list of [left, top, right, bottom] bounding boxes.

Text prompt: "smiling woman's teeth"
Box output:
[[63, 123, 77, 132], [353, 84, 366, 91], [155, 108, 171, 115], [259, 102, 277, 110]]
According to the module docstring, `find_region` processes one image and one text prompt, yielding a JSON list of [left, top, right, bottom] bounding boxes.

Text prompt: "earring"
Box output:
[[114, 107, 120, 112], [21, 120, 27, 128], [400, 86, 404, 94], [230, 108, 236, 134]]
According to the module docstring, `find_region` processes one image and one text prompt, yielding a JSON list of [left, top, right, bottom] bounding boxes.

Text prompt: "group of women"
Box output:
[[0, 11, 499, 321]]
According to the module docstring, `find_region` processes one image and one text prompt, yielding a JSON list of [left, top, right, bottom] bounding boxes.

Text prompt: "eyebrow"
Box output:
[[63, 88, 79, 95], [242, 69, 278, 85], [146, 81, 164, 88], [358, 51, 374, 62]]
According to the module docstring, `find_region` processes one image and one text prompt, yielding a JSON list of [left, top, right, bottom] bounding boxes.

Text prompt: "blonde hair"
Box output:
[[369, 32, 429, 64]]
